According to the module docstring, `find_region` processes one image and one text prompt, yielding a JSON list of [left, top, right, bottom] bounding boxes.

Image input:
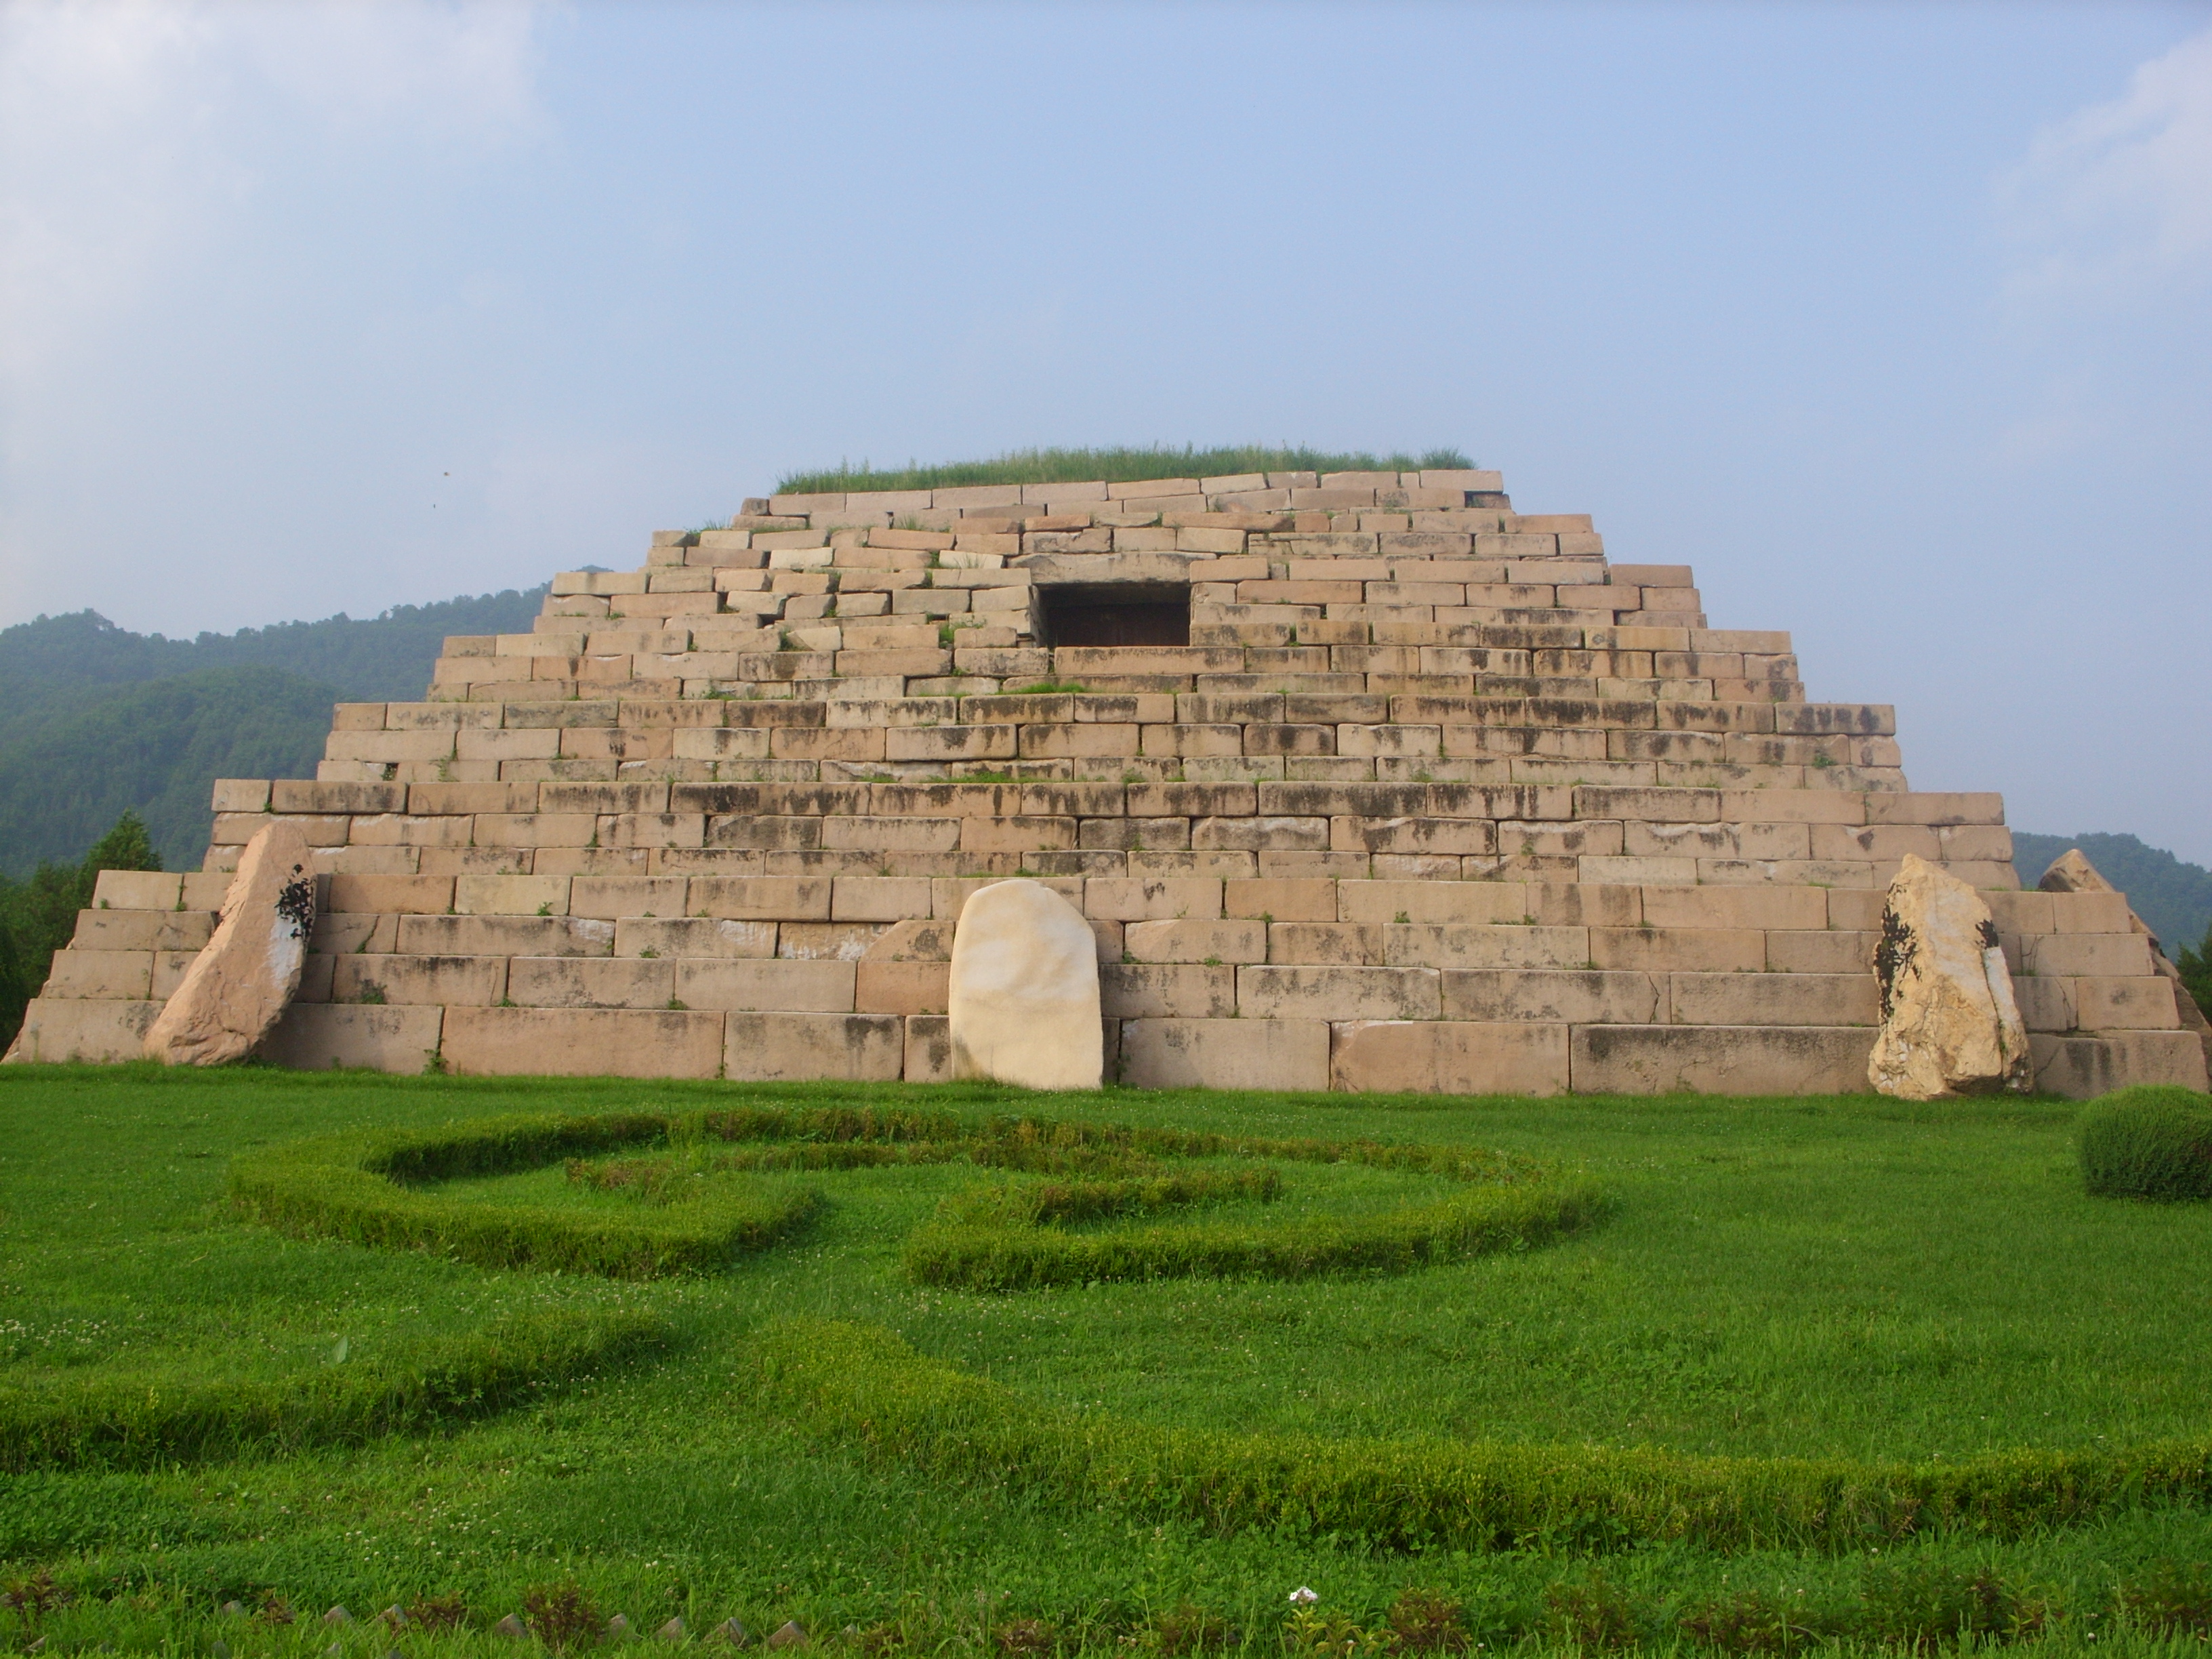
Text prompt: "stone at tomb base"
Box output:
[[143, 821, 317, 1066], [947, 878, 1102, 1090], [2039, 846, 2212, 1074], [1868, 853, 2031, 1101]]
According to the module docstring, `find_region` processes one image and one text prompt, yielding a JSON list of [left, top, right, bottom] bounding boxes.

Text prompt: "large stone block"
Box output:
[[1385, 924, 1591, 970], [689, 876, 834, 921], [398, 914, 615, 957], [330, 954, 507, 1007], [1571, 1025, 1877, 1095], [90, 870, 184, 910], [2072, 976, 2183, 1031], [1336, 880, 1530, 924], [856, 960, 949, 1015], [3, 998, 161, 1063], [1100, 963, 1239, 1019], [1081, 877, 1224, 921], [1123, 919, 1268, 963], [258, 1003, 444, 1073], [443, 1006, 724, 1078], [725, 1012, 903, 1082], [1235, 964, 1442, 1021], [1117, 1017, 1330, 1091], [615, 917, 777, 958], [508, 958, 676, 1009], [455, 874, 572, 916], [1331, 1020, 1570, 1096], [675, 958, 857, 1011], [2024, 933, 2154, 977], [1441, 968, 1660, 1024], [2030, 1031, 2209, 1097], [1589, 926, 1764, 972], [903, 1014, 955, 1082], [40, 950, 154, 1000], [1668, 972, 1879, 1027]]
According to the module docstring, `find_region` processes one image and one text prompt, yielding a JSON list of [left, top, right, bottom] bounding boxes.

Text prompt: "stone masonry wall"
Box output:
[[12, 467, 2204, 1096]]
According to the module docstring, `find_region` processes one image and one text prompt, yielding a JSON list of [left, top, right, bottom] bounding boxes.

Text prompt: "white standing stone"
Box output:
[[143, 821, 318, 1066], [1868, 853, 2031, 1100], [947, 879, 1101, 1090]]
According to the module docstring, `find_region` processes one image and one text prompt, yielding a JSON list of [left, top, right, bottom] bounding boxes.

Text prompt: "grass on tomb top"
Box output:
[[772, 445, 1477, 496]]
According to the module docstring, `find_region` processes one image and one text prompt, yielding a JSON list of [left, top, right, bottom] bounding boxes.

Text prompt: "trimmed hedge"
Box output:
[[904, 1178, 1604, 1292], [230, 1112, 821, 1277], [753, 1317, 2212, 1553], [2079, 1086, 2212, 1202], [942, 1167, 1284, 1227], [0, 1307, 665, 1471], [234, 1105, 1563, 1286]]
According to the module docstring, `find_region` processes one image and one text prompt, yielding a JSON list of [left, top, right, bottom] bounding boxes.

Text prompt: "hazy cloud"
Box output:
[[0, 0, 552, 382], [1999, 22, 2212, 302]]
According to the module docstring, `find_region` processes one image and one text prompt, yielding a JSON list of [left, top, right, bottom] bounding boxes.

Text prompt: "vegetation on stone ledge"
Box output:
[[774, 445, 1478, 496]]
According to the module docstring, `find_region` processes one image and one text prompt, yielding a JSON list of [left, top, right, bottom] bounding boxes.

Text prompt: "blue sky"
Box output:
[[2, 1, 2208, 858]]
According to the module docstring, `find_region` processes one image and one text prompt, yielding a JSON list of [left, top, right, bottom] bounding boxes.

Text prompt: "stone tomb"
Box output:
[[10, 466, 2205, 1095]]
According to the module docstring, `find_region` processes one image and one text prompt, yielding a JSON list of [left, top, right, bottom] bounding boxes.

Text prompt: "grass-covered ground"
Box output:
[[772, 447, 1476, 497], [3, 1065, 2210, 1656]]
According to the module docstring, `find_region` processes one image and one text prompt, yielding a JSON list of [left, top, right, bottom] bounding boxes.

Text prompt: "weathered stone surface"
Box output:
[[947, 879, 1101, 1089], [258, 1003, 445, 1073], [444, 1006, 724, 1078], [2032, 1031, 2210, 1097], [2039, 846, 2212, 1073], [1118, 1017, 1329, 1091], [144, 821, 318, 1066], [724, 1012, 903, 1081], [1331, 1020, 1570, 1095], [903, 1013, 954, 1081], [1868, 854, 2030, 1099], [1572, 1025, 1875, 1094]]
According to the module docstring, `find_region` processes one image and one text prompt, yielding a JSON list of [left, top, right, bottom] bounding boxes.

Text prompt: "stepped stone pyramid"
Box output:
[[14, 467, 2206, 1094]]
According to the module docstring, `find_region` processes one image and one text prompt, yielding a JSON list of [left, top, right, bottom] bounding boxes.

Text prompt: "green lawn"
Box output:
[[2, 1064, 2210, 1656]]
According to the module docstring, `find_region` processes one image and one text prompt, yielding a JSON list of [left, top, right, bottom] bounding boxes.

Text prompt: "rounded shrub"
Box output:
[[2078, 1086, 2212, 1201]]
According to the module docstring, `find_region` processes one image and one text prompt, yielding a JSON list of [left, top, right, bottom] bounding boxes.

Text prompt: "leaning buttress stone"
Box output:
[[143, 820, 318, 1066]]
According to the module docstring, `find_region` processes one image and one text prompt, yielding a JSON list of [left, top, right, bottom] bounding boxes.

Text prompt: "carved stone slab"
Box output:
[[947, 878, 1101, 1090]]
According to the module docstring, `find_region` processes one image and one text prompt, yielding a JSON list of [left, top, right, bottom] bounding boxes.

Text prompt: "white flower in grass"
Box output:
[[1289, 1588, 1318, 1607]]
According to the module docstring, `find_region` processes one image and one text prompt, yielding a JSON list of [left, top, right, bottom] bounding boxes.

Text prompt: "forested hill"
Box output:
[[2010, 832, 2212, 957], [0, 588, 544, 875]]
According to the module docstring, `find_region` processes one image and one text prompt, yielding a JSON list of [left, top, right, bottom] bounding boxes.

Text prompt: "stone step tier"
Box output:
[[12, 468, 2205, 1097], [14, 862, 2196, 1099]]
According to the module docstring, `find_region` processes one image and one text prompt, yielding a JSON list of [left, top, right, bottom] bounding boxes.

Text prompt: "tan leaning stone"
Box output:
[[143, 820, 319, 1065], [2039, 846, 2212, 1070], [1867, 854, 2030, 1100], [947, 878, 1101, 1090]]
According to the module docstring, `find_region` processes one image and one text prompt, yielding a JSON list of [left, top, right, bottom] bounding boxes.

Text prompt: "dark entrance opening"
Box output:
[[1038, 583, 1190, 648]]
